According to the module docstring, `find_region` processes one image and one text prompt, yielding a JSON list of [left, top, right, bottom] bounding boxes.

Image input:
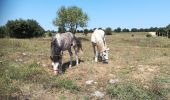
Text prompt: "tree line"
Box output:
[[79, 25, 170, 36], [1, 19, 169, 38]]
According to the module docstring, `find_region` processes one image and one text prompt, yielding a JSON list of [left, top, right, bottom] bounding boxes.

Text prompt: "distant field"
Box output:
[[0, 32, 170, 99]]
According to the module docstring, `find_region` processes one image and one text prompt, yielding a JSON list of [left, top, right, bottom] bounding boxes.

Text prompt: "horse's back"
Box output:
[[91, 29, 105, 43], [52, 32, 75, 50]]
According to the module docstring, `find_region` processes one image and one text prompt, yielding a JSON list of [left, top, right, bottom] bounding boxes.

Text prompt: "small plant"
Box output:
[[53, 78, 81, 92], [146, 33, 152, 38], [131, 34, 134, 37]]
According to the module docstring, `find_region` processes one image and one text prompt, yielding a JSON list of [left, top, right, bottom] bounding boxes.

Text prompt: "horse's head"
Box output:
[[100, 47, 109, 64], [50, 38, 62, 74], [50, 54, 62, 74]]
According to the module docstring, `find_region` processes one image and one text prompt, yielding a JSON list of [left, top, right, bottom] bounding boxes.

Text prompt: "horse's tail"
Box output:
[[73, 36, 83, 55]]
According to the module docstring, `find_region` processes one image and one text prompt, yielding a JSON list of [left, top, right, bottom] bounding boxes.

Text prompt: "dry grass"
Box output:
[[0, 32, 170, 99]]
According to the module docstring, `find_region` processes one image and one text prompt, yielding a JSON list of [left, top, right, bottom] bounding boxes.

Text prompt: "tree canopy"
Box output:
[[53, 6, 89, 34]]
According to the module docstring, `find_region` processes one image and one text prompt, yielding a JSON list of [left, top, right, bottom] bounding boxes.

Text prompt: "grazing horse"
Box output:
[[50, 32, 82, 74], [91, 29, 109, 63]]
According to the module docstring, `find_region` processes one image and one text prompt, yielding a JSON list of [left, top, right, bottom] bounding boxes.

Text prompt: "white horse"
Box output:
[[50, 32, 82, 74], [91, 29, 109, 63]]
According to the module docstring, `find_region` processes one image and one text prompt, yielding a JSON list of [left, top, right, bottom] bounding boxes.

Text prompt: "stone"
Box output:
[[85, 80, 94, 85], [109, 79, 119, 84], [91, 91, 104, 98]]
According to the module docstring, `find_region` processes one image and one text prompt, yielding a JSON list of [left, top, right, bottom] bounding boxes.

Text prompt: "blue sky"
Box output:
[[0, 0, 170, 31]]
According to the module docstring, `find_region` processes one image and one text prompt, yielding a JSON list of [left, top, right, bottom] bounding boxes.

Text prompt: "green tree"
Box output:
[[84, 29, 88, 36], [114, 27, 121, 32], [165, 24, 170, 38], [105, 27, 112, 35], [131, 28, 138, 32], [6, 19, 44, 38], [156, 27, 166, 36], [53, 6, 89, 34], [149, 27, 158, 32], [122, 28, 130, 32]]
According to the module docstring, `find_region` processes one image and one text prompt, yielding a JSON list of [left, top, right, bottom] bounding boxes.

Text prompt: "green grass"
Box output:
[[0, 61, 80, 99], [54, 78, 81, 92], [0, 32, 170, 99], [107, 81, 168, 100]]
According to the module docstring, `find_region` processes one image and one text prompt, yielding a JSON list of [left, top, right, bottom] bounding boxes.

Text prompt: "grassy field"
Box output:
[[0, 32, 170, 99]]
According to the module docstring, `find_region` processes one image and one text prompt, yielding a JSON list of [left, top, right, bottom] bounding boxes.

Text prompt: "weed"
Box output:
[[146, 33, 152, 38]]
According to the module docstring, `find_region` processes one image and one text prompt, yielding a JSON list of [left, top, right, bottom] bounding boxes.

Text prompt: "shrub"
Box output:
[[146, 33, 152, 38], [131, 34, 134, 37], [6, 19, 45, 38], [105, 27, 112, 35], [0, 26, 8, 38], [84, 29, 88, 36], [45, 32, 53, 37]]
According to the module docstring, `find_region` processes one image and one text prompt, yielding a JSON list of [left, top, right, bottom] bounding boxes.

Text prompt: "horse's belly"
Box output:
[[61, 44, 71, 51]]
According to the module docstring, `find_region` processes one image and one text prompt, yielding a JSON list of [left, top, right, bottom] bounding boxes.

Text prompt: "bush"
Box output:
[[105, 27, 112, 35], [84, 29, 88, 36], [0, 26, 8, 38], [45, 32, 53, 37], [146, 33, 152, 38], [131, 34, 134, 37], [6, 19, 45, 38]]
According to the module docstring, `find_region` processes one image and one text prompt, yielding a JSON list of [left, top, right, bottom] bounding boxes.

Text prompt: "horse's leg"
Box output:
[[68, 48, 73, 68], [95, 48, 98, 62], [58, 51, 63, 74], [73, 46, 79, 66], [103, 37, 107, 47], [92, 42, 98, 62]]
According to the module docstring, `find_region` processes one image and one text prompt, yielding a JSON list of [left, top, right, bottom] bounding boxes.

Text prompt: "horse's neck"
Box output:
[[97, 41, 105, 53]]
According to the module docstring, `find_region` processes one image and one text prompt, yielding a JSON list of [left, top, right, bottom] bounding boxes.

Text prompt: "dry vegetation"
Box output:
[[0, 32, 170, 100]]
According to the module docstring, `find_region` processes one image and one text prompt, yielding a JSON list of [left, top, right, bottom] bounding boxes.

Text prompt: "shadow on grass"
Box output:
[[61, 59, 84, 73]]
